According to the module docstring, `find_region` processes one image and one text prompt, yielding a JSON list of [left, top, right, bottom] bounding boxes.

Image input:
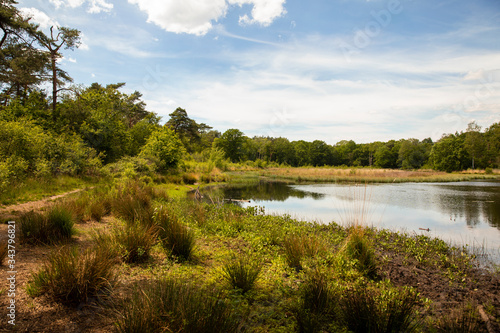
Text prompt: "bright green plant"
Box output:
[[139, 126, 185, 170]]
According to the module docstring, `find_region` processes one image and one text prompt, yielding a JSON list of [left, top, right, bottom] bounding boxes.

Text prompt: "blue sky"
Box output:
[[16, 0, 500, 144]]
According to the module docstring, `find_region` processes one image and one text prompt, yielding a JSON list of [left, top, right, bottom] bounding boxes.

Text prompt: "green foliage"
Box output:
[[27, 246, 117, 304], [19, 206, 74, 244], [110, 180, 156, 225], [221, 254, 262, 293], [140, 126, 185, 170], [430, 133, 470, 172], [294, 268, 337, 333], [115, 278, 242, 333], [398, 138, 432, 170], [214, 128, 246, 162], [0, 119, 101, 186]]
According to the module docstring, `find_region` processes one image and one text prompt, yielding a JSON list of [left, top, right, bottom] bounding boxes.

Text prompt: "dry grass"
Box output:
[[260, 167, 499, 183]]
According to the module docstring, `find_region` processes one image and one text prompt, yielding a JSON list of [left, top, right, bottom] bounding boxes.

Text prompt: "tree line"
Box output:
[[1, 0, 499, 192]]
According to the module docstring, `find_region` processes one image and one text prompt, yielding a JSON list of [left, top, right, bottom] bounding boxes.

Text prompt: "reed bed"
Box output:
[[260, 167, 499, 183]]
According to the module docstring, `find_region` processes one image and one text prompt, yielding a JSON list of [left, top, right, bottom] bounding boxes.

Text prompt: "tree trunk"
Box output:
[[51, 54, 57, 113]]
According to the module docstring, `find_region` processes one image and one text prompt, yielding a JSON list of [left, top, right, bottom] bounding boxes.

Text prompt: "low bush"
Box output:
[[221, 254, 262, 294], [115, 278, 242, 333], [27, 246, 118, 304], [46, 205, 74, 240]]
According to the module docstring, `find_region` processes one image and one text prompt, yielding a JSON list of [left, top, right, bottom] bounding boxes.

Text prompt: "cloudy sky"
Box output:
[[16, 0, 500, 144]]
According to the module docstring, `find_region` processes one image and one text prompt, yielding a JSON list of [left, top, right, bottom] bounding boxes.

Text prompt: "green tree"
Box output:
[[485, 122, 500, 167], [214, 129, 246, 162], [33, 26, 80, 112], [430, 133, 469, 172], [140, 126, 185, 169], [293, 140, 312, 166], [310, 140, 333, 166], [398, 138, 431, 170], [464, 121, 485, 169], [166, 107, 212, 153], [0, 0, 49, 103]]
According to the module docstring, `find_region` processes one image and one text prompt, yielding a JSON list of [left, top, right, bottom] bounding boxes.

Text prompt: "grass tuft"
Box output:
[[19, 205, 75, 244], [221, 254, 262, 294], [115, 278, 242, 333], [339, 282, 421, 333], [27, 246, 118, 304], [155, 206, 196, 260], [341, 227, 377, 278]]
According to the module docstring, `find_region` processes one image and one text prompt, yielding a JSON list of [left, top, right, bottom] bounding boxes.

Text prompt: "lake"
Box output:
[[201, 180, 500, 260]]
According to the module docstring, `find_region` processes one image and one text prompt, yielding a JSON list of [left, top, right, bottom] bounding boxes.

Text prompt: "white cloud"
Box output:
[[230, 0, 287, 26], [88, 0, 114, 13], [19, 7, 59, 29], [127, 0, 286, 35], [48, 0, 112, 13], [128, 0, 227, 35]]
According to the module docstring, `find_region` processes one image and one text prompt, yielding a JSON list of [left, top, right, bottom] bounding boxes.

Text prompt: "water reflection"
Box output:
[[199, 180, 500, 257], [202, 181, 325, 202]]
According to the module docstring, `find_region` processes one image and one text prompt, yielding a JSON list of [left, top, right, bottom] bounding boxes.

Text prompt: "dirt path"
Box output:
[[0, 188, 86, 221]]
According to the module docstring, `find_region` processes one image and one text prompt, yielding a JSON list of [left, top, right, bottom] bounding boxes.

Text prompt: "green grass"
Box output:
[[0, 175, 93, 206], [15, 178, 496, 332], [339, 282, 422, 333], [104, 223, 159, 264]]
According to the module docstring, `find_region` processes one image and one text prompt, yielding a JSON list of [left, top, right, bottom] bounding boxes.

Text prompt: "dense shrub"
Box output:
[[139, 127, 185, 170]]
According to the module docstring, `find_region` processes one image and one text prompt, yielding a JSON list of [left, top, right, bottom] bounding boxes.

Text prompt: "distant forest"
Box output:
[[1, 0, 499, 191]]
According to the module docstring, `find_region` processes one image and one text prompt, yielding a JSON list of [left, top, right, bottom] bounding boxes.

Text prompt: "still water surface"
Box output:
[[204, 180, 500, 258]]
